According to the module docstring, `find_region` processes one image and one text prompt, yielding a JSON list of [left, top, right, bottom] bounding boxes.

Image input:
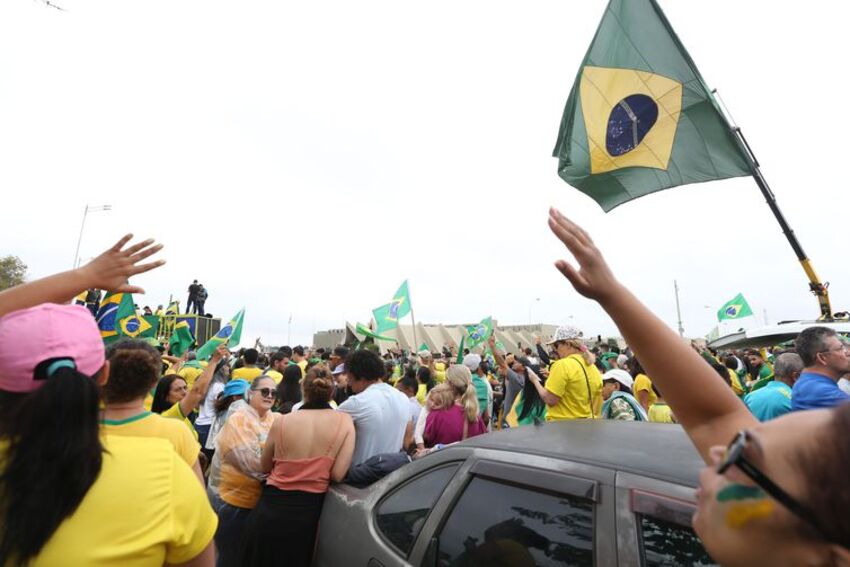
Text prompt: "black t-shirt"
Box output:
[[188, 283, 200, 297]]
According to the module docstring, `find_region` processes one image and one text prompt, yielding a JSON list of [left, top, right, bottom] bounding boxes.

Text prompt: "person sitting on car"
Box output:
[[546, 206, 850, 566]]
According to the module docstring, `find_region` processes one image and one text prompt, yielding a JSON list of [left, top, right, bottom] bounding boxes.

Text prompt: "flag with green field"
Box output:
[[552, 0, 752, 211], [196, 308, 244, 360], [168, 320, 195, 356], [717, 293, 753, 321]]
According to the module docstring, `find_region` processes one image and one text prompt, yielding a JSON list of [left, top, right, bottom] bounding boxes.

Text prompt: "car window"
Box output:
[[639, 514, 717, 566], [437, 476, 593, 566], [375, 464, 460, 556]]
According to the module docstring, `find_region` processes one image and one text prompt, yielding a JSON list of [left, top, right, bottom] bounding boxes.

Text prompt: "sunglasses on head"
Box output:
[[718, 430, 828, 541], [252, 387, 277, 398]]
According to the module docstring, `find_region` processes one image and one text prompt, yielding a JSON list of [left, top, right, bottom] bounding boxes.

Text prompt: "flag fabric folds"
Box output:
[[717, 293, 754, 321], [552, 0, 752, 211], [195, 308, 245, 360], [390, 280, 412, 321], [372, 280, 414, 334], [355, 323, 396, 343], [96, 292, 151, 343], [372, 303, 397, 334], [465, 316, 494, 350], [456, 336, 465, 364], [169, 320, 195, 356]]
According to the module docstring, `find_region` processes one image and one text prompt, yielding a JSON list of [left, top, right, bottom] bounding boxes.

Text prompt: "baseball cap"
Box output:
[[546, 325, 584, 345], [602, 369, 634, 390], [462, 354, 482, 372], [332, 363, 346, 376], [0, 303, 106, 393], [223, 379, 250, 398]]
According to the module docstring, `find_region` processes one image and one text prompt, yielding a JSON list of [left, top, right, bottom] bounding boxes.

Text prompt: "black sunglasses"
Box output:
[[718, 431, 827, 539], [252, 387, 277, 398]]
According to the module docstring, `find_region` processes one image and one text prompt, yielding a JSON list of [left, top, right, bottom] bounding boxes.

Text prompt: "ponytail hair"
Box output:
[[564, 339, 595, 366], [0, 364, 103, 565], [445, 365, 479, 423]]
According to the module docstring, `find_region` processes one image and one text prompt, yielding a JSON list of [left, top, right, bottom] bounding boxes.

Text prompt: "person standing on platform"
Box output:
[[195, 284, 208, 316], [187, 279, 200, 314]]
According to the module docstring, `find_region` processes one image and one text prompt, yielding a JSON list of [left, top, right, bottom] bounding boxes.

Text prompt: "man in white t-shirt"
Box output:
[[338, 349, 412, 467]]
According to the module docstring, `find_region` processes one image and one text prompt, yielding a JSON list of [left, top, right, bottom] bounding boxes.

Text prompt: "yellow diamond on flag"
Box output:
[[580, 66, 683, 174]]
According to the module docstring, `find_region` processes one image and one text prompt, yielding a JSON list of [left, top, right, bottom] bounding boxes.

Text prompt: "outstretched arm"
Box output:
[[0, 234, 164, 318], [547, 207, 755, 462], [179, 345, 228, 416]]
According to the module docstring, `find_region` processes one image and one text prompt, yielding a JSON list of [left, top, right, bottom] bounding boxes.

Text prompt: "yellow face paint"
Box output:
[[725, 499, 774, 529]]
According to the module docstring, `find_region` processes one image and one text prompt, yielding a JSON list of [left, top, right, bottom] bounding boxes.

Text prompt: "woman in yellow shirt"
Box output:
[[102, 338, 205, 481], [0, 234, 216, 566], [210, 375, 277, 567]]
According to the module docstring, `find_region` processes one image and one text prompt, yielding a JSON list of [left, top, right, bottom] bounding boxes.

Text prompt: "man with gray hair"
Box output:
[[743, 352, 803, 421], [792, 326, 850, 411]]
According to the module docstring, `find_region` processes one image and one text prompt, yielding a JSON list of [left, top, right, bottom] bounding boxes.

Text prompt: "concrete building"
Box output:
[[313, 322, 566, 355]]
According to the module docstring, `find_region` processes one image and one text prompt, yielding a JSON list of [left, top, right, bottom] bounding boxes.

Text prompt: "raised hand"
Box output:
[[80, 234, 165, 293], [547, 207, 621, 304]]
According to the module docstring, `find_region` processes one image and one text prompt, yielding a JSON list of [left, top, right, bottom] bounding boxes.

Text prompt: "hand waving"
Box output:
[[80, 234, 165, 293], [548, 207, 621, 303]]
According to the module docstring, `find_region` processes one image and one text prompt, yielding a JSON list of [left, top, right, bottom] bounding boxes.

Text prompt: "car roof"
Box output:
[[459, 420, 704, 486]]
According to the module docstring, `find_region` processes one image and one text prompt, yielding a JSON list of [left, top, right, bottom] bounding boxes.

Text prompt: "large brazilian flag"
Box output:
[[553, 0, 753, 211]]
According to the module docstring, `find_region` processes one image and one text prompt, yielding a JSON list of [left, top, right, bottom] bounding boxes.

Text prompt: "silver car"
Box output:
[[314, 420, 717, 566]]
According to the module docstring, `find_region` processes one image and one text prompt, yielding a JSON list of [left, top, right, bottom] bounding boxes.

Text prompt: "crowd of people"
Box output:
[[0, 211, 848, 566]]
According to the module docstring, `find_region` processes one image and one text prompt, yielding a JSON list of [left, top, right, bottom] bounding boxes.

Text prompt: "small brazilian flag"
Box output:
[[553, 0, 752, 211], [717, 293, 754, 321], [195, 308, 245, 360], [168, 320, 195, 357], [355, 323, 396, 343], [465, 316, 494, 350]]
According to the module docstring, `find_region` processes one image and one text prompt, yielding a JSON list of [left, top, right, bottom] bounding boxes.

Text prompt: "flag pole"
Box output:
[[732, 126, 833, 321], [674, 279, 685, 337], [409, 289, 420, 353]]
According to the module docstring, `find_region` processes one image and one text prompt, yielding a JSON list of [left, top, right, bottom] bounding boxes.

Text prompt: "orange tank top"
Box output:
[[267, 412, 344, 494]]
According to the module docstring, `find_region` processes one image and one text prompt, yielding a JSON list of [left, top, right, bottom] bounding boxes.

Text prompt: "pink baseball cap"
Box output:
[[0, 303, 106, 393]]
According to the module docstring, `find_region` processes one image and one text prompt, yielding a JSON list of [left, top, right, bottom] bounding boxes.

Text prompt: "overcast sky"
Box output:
[[2, 0, 847, 347]]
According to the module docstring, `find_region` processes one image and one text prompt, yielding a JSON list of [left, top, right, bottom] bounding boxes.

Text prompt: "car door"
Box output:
[[410, 447, 617, 566], [365, 450, 477, 567], [615, 472, 719, 566]]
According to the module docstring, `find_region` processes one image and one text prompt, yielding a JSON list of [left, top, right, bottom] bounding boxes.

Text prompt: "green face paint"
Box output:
[[716, 484, 766, 503]]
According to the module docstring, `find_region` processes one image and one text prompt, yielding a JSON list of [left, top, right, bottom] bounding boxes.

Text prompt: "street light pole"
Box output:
[[72, 204, 112, 268], [528, 297, 540, 325]]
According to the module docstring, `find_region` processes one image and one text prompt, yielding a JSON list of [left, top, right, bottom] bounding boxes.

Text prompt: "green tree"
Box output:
[[0, 256, 27, 291]]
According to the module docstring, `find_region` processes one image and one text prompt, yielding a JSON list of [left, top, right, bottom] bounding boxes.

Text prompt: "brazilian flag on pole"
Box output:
[[372, 303, 397, 334], [553, 0, 752, 211], [195, 308, 245, 360], [388, 280, 412, 322], [717, 293, 754, 321], [96, 292, 151, 343], [372, 280, 413, 334]]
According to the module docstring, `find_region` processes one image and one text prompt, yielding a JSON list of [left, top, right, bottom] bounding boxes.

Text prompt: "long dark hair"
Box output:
[[151, 374, 185, 414], [275, 365, 303, 414], [0, 364, 103, 565], [518, 366, 545, 422]]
